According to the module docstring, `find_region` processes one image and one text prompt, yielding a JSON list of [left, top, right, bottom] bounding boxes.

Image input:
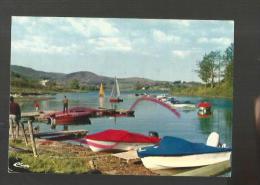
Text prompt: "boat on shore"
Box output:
[[83, 129, 160, 152], [109, 77, 123, 103], [137, 133, 231, 170]]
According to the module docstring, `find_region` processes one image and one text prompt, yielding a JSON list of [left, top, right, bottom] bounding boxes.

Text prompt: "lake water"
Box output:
[[20, 91, 233, 147]]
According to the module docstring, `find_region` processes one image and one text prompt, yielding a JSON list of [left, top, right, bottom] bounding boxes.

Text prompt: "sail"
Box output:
[[111, 77, 120, 98], [99, 83, 105, 97]]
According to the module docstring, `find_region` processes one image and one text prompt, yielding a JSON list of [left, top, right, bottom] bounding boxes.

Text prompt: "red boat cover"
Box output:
[[86, 129, 160, 143], [197, 102, 212, 108]]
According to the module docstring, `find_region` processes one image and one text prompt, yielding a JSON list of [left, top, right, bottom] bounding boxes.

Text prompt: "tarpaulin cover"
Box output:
[[137, 136, 231, 158], [86, 129, 160, 143], [197, 102, 212, 108]]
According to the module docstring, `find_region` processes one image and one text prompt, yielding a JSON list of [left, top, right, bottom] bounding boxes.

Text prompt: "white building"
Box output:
[[40, 79, 49, 86]]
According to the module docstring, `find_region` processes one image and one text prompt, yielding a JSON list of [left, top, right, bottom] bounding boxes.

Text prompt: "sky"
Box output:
[[11, 16, 234, 82]]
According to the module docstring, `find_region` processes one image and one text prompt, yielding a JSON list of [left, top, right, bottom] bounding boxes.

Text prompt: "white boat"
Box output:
[[109, 77, 123, 103], [139, 152, 231, 170], [170, 103, 196, 109], [165, 98, 196, 109], [138, 132, 231, 170]]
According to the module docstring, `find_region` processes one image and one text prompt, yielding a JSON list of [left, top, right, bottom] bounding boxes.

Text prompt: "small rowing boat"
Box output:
[[137, 133, 231, 170], [84, 129, 160, 152]]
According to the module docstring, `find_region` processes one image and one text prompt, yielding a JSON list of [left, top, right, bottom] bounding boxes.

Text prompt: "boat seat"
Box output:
[[206, 132, 220, 147]]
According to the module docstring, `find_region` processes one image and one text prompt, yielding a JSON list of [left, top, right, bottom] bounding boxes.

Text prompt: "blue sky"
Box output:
[[11, 17, 234, 82]]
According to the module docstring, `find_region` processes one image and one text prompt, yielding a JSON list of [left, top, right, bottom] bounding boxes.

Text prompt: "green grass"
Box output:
[[9, 151, 89, 174], [171, 83, 233, 98], [9, 140, 89, 174]]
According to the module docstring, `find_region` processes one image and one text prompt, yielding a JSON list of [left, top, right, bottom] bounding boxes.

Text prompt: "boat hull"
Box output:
[[140, 152, 231, 170], [54, 114, 91, 125], [109, 98, 123, 103], [172, 104, 196, 109], [87, 139, 156, 152]]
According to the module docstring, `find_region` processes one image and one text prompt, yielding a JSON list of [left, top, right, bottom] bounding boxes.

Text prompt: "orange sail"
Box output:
[[99, 83, 105, 97]]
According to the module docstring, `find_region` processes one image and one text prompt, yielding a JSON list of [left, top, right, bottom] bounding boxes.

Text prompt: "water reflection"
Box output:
[[19, 92, 232, 146], [99, 97, 105, 108]]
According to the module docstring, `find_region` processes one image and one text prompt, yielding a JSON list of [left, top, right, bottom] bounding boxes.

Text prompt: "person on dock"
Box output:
[[9, 96, 21, 140], [34, 101, 40, 112], [63, 96, 69, 113]]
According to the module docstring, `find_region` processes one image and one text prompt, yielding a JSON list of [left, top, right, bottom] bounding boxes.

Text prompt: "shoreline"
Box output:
[[172, 93, 233, 100]]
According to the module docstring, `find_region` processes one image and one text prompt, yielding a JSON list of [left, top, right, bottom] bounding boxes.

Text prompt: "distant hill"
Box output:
[[10, 65, 157, 89], [11, 65, 65, 80]]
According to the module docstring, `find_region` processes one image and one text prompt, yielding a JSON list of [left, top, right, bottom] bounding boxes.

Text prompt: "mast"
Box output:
[[115, 77, 120, 97]]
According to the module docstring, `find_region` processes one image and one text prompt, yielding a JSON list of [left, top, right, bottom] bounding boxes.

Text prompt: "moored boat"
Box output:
[[197, 102, 212, 117], [137, 134, 231, 170], [165, 98, 196, 109], [99, 82, 105, 97], [109, 77, 123, 103], [84, 129, 160, 152], [47, 106, 94, 125]]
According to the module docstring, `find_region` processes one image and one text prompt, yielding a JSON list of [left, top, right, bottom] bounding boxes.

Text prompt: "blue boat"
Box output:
[[137, 135, 231, 170]]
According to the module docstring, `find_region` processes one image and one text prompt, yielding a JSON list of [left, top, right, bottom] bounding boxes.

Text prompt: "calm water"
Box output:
[[20, 91, 233, 147]]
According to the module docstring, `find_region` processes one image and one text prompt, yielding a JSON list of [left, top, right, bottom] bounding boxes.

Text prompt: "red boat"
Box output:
[[109, 98, 123, 103], [48, 107, 94, 125], [197, 102, 212, 118], [83, 129, 160, 152]]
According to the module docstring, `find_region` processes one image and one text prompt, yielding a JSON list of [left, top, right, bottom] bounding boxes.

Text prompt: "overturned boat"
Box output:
[[137, 133, 231, 170], [84, 129, 160, 152]]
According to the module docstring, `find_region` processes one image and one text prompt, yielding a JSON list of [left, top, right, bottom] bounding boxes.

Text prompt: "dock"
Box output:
[[21, 107, 134, 124], [34, 130, 87, 141]]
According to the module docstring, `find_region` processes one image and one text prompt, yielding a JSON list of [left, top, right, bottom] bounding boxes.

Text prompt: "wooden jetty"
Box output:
[[34, 130, 87, 141], [21, 107, 134, 123]]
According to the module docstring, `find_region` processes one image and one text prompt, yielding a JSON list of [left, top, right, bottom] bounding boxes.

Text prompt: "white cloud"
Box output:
[[197, 37, 232, 46], [12, 36, 81, 54], [12, 16, 31, 24], [177, 20, 191, 27], [66, 18, 119, 38], [88, 37, 132, 52], [172, 50, 192, 58], [152, 30, 180, 43]]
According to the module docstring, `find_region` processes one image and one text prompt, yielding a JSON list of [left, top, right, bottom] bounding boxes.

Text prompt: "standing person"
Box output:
[[34, 101, 40, 112], [63, 96, 69, 113], [9, 96, 21, 140]]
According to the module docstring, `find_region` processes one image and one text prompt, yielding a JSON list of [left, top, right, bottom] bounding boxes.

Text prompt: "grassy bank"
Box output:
[[171, 83, 233, 98], [8, 139, 155, 175]]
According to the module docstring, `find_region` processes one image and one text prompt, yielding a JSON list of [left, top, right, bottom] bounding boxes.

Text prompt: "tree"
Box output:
[[70, 79, 80, 89], [223, 43, 234, 85], [197, 57, 211, 86], [135, 81, 143, 90], [197, 51, 220, 88], [223, 43, 234, 65]]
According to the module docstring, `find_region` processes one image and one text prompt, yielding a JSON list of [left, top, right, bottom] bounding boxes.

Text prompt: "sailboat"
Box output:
[[99, 82, 105, 97], [109, 77, 123, 103]]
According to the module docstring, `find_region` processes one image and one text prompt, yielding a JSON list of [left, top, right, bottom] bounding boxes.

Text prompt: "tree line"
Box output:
[[196, 43, 233, 88]]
